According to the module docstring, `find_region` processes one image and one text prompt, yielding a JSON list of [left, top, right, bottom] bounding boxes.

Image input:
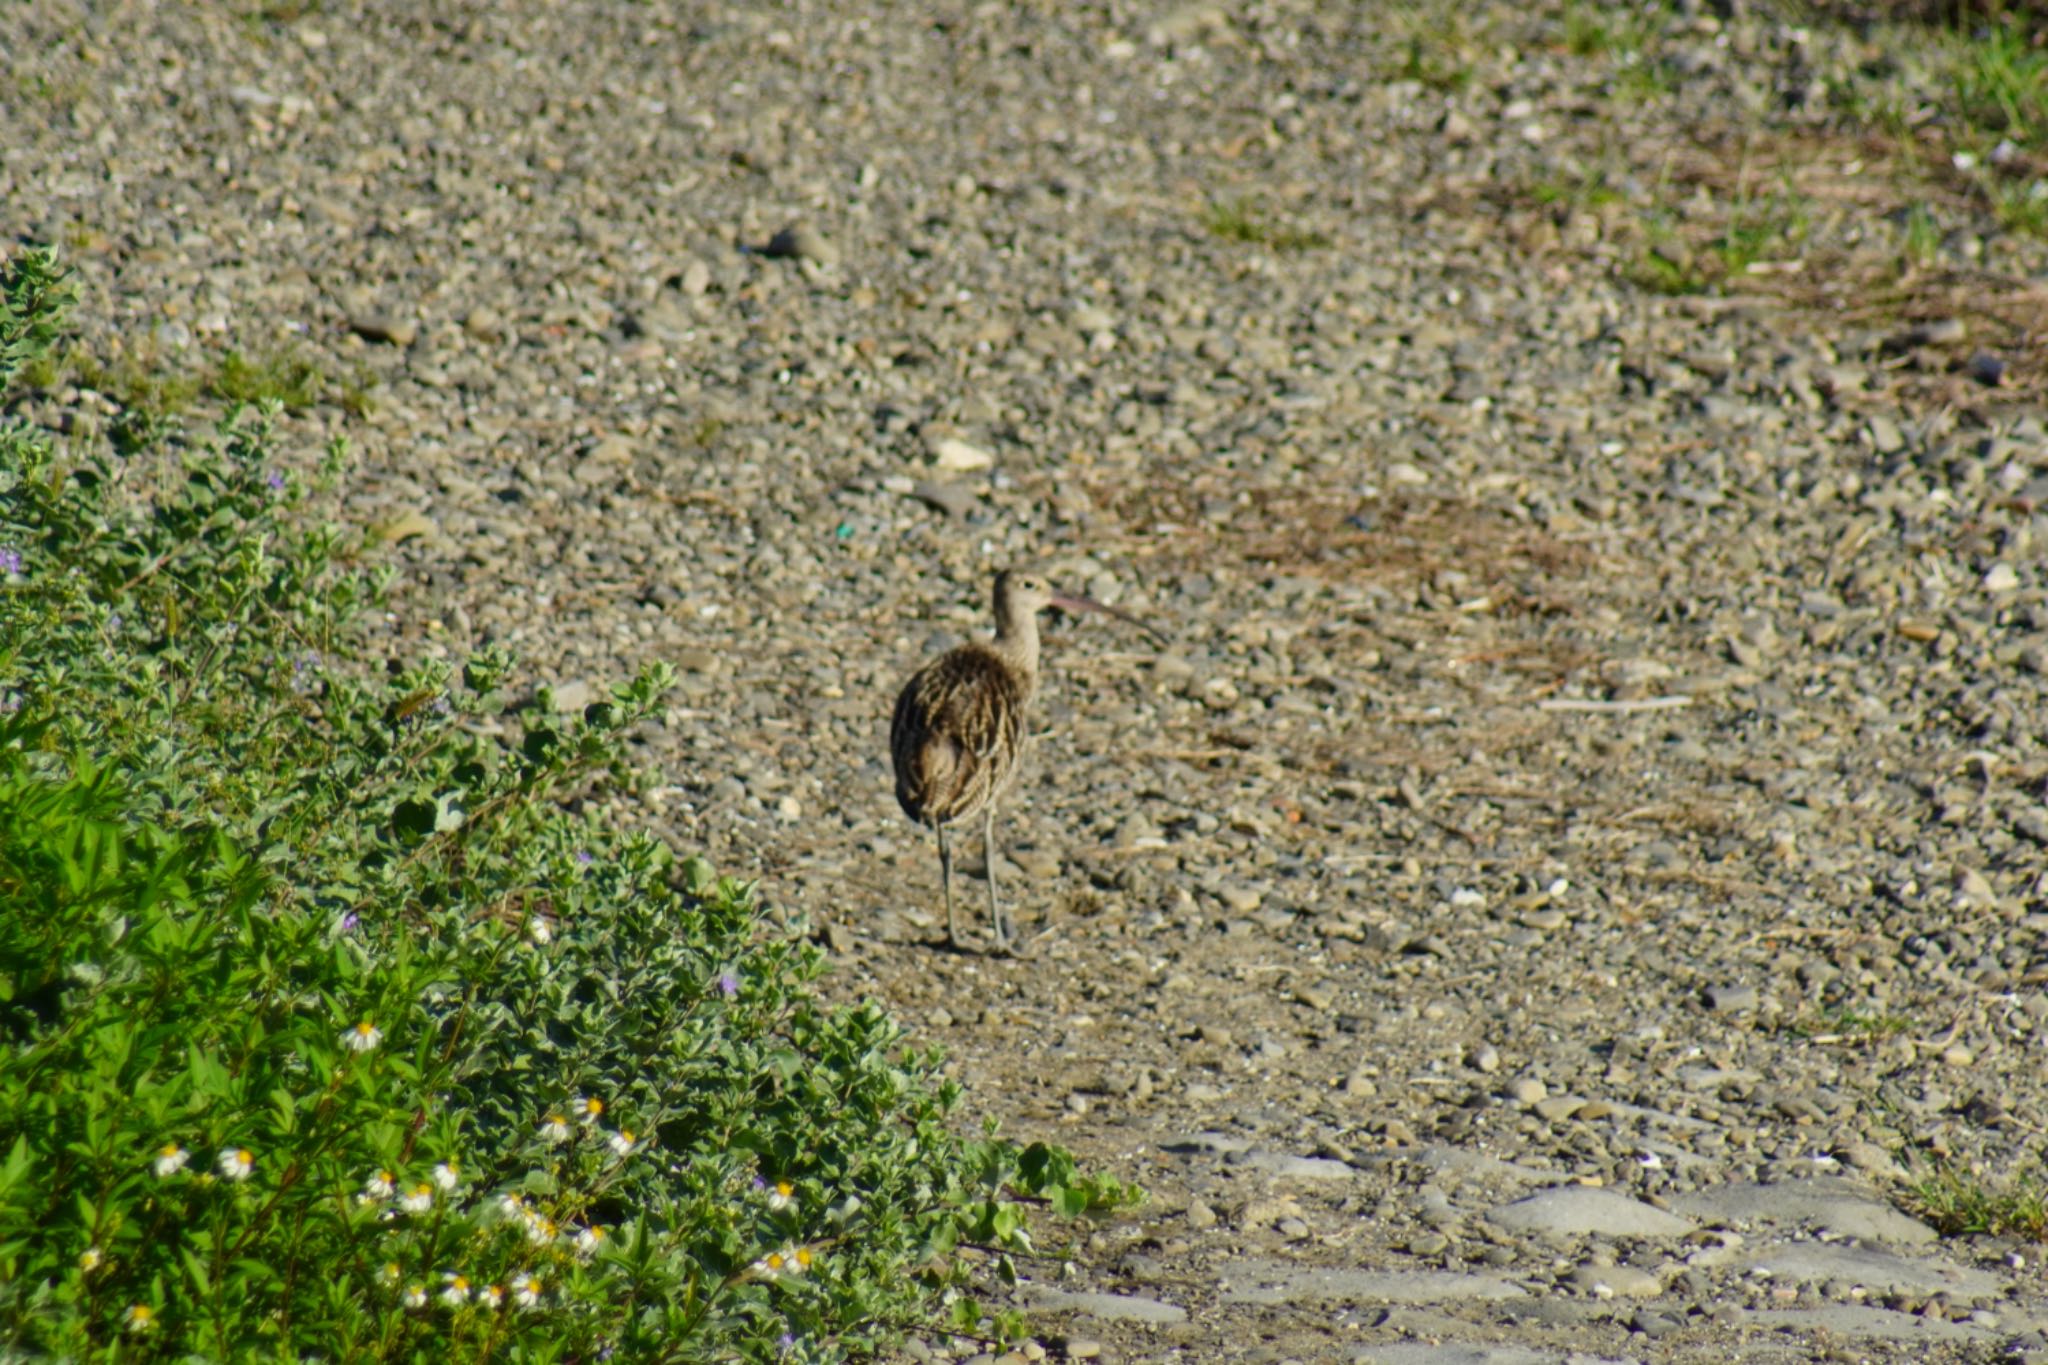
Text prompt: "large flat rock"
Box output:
[[1021, 1285, 1189, 1323], [1487, 1186, 1696, 1239], [1739, 1241, 2003, 1298], [1221, 1261, 1530, 1307], [1734, 1304, 1997, 1342], [1671, 1178, 1935, 1246]]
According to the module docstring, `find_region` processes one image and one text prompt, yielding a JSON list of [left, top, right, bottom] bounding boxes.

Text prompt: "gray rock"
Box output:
[[350, 312, 417, 347], [1672, 1179, 1936, 1246], [1703, 982, 1758, 1012], [1487, 1187, 1696, 1239], [1023, 1286, 1187, 1323], [1234, 1150, 1357, 1180], [1349, 1348, 1561, 1365], [1567, 1263, 1662, 1298], [1738, 1241, 2002, 1298], [763, 223, 839, 265], [1736, 1303, 1997, 1342], [1222, 1262, 1528, 1306], [908, 480, 976, 519]]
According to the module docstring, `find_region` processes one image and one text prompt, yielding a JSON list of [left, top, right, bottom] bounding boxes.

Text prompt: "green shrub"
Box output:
[[0, 247, 1136, 1360]]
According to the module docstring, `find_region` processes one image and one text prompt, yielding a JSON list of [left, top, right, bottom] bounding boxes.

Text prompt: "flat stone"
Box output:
[[1738, 1241, 2002, 1298], [1568, 1263, 1662, 1298], [548, 680, 596, 713], [1487, 1186, 1695, 1239], [1024, 1286, 1187, 1324], [1736, 1303, 1998, 1342], [1221, 1261, 1528, 1306], [1671, 1179, 1935, 1246], [1235, 1150, 1356, 1180], [1350, 1348, 1561, 1365]]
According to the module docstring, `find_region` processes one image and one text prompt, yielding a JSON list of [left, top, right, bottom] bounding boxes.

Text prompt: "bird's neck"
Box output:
[[991, 607, 1040, 681]]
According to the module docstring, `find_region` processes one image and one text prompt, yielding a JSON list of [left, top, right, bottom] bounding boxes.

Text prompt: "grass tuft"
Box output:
[[211, 345, 324, 409], [1904, 1160, 2048, 1239], [1201, 196, 1331, 251]]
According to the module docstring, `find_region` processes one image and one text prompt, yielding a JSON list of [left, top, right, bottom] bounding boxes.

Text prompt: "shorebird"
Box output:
[[890, 570, 1157, 953]]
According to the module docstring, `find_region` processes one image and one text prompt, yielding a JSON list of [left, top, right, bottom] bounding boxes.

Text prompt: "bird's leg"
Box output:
[[983, 804, 1008, 952], [937, 822, 958, 946]]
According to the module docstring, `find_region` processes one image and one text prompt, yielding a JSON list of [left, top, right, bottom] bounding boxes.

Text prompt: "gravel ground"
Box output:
[[8, 1, 2048, 1361]]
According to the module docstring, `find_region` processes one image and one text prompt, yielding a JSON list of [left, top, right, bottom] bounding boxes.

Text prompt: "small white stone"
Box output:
[[931, 438, 994, 472]]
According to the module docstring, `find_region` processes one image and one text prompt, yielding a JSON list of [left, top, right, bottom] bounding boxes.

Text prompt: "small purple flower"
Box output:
[[752, 1175, 768, 1192], [266, 470, 286, 492], [337, 912, 360, 935], [778, 1333, 796, 1354], [717, 972, 740, 998], [0, 547, 20, 575], [575, 849, 594, 866]]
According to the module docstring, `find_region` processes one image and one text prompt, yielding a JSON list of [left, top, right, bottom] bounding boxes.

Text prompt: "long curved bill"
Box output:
[[1049, 591, 1167, 646]]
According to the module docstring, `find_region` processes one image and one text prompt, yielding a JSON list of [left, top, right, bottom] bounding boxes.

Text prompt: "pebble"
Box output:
[[762, 223, 839, 265], [909, 480, 977, 519], [931, 437, 995, 471], [349, 312, 417, 347], [1503, 1077, 1547, 1107], [1705, 983, 1759, 1012]]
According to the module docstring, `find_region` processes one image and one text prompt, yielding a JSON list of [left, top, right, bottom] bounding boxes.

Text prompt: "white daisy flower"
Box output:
[[573, 1224, 606, 1258], [122, 1304, 155, 1334], [78, 1247, 102, 1272], [527, 916, 552, 944], [525, 1215, 557, 1246], [363, 1170, 396, 1201], [217, 1147, 254, 1182], [380, 1261, 401, 1285], [399, 1183, 434, 1214], [440, 1273, 471, 1307], [767, 1180, 794, 1212], [341, 1020, 383, 1053], [497, 1192, 527, 1220], [607, 1129, 636, 1157], [153, 1144, 188, 1177], [480, 1283, 504, 1309], [432, 1161, 460, 1191], [572, 1096, 604, 1125], [538, 1112, 571, 1144], [755, 1245, 811, 1279], [511, 1272, 543, 1308], [403, 1284, 427, 1309]]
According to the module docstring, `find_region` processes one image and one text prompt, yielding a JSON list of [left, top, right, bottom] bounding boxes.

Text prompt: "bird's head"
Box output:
[[993, 569, 1164, 643]]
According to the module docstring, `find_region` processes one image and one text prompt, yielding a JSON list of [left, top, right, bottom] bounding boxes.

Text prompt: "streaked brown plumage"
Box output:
[[891, 570, 1155, 951]]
